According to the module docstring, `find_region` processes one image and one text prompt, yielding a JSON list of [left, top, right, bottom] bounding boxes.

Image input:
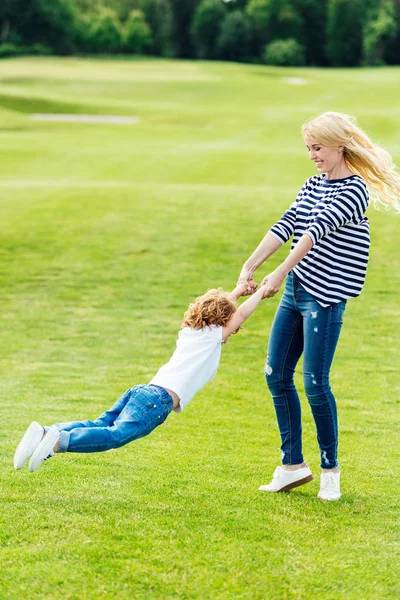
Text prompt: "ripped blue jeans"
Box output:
[[265, 272, 346, 470]]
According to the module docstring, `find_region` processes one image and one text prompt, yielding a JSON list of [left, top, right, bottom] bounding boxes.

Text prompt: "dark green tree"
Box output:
[[217, 9, 252, 61], [296, 0, 328, 66], [245, 0, 303, 58], [263, 37, 305, 65], [384, 0, 400, 64], [364, 0, 397, 64], [1, 0, 77, 54], [191, 0, 226, 59], [124, 9, 152, 53], [170, 0, 201, 57], [89, 7, 124, 52], [133, 0, 174, 56], [326, 0, 364, 66]]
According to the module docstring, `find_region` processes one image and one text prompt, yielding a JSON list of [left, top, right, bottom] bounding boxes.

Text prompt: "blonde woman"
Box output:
[[14, 284, 268, 472], [238, 112, 400, 501]]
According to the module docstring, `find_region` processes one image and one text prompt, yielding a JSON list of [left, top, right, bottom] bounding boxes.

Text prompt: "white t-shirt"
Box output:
[[150, 325, 224, 413]]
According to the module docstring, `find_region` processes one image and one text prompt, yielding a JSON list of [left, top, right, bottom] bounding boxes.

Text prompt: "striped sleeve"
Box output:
[[306, 182, 369, 245], [269, 200, 297, 244]]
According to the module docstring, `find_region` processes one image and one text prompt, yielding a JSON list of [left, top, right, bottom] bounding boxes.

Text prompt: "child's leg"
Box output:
[[52, 388, 133, 434], [58, 385, 173, 453]]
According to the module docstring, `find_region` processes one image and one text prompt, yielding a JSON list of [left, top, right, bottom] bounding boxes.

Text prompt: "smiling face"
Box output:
[[304, 135, 344, 177]]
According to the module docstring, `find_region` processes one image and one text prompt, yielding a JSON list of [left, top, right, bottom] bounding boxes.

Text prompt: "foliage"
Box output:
[[0, 43, 24, 57], [295, 0, 327, 66], [263, 36, 305, 66], [124, 9, 152, 53], [384, 2, 400, 64], [245, 0, 273, 56], [4, 0, 78, 55], [363, 0, 397, 65], [217, 9, 252, 61], [1, 0, 400, 66], [246, 0, 302, 49], [131, 0, 174, 57], [170, 0, 201, 57], [326, 0, 364, 66], [87, 7, 124, 53], [191, 0, 226, 59]]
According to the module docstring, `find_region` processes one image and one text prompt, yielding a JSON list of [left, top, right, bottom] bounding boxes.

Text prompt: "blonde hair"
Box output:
[[302, 111, 400, 212], [182, 288, 237, 330]]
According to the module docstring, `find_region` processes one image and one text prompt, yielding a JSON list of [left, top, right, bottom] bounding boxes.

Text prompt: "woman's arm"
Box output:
[[238, 232, 283, 292], [238, 196, 299, 292], [261, 233, 313, 298]]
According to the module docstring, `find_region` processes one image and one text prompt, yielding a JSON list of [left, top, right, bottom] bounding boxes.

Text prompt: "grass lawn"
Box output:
[[0, 57, 399, 599]]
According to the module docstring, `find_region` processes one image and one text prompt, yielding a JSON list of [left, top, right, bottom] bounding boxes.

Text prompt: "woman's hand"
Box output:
[[237, 266, 258, 296], [260, 268, 286, 298]]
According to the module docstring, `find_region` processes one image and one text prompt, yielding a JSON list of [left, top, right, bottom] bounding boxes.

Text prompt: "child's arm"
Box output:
[[229, 282, 248, 301], [222, 285, 267, 340]]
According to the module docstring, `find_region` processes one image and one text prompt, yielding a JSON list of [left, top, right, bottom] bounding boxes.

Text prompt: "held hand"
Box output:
[[237, 266, 258, 296], [260, 269, 285, 298], [234, 281, 249, 298]]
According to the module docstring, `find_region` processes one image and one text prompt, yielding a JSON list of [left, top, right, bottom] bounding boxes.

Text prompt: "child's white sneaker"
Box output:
[[259, 465, 314, 492], [29, 426, 60, 472], [318, 471, 341, 501], [14, 421, 44, 470]]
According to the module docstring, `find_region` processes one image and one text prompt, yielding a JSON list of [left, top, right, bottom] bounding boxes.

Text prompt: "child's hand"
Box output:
[[231, 281, 253, 300], [238, 280, 258, 296]]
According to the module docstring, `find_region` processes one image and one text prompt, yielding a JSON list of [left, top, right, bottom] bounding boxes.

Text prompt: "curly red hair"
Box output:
[[181, 288, 237, 330]]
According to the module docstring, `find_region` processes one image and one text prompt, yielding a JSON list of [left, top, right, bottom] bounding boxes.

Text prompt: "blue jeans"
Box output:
[[54, 385, 173, 453], [265, 272, 346, 470]]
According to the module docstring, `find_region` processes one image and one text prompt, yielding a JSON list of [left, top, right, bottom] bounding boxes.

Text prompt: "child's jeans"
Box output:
[[265, 272, 346, 470], [54, 385, 173, 453]]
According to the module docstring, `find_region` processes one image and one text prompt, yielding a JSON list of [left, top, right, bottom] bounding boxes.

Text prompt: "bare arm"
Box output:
[[229, 282, 248, 301], [222, 285, 267, 340], [261, 233, 313, 298], [238, 232, 282, 293]]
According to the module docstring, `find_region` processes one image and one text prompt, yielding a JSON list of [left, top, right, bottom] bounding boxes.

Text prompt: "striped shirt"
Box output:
[[269, 174, 370, 307]]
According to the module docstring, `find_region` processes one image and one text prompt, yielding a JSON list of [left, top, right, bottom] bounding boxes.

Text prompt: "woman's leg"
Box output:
[[300, 296, 346, 470], [265, 289, 305, 466], [57, 385, 173, 453]]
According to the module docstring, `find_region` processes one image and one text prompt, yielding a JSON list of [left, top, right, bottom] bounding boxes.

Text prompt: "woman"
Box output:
[[238, 112, 400, 500]]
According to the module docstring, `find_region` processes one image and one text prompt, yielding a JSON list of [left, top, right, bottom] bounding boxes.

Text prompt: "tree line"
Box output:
[[1, 0, 400, 66]]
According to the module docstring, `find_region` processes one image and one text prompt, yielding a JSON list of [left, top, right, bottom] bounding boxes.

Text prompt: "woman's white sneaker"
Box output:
[[259, 466, 314, 492], [29, 426, 60, 472], [14, 421, 44, 470], [318, 471, 341, 500]]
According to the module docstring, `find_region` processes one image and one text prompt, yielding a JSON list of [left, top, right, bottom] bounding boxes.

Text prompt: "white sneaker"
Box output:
[[318, 471, 341, 501], [259, 466, 314, 493], [14, 421, 44, 470], [29, 426, 60, 472]]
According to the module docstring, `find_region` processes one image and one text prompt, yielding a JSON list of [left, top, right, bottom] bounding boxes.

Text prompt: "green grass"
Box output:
[[0, 57, 399, 599]]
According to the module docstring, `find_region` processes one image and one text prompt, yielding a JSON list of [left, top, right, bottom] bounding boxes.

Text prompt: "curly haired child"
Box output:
[[14, 282, 267, 472]]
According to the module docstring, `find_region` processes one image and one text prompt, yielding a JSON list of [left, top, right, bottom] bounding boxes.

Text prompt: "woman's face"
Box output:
[[304, 134, 343, 176]]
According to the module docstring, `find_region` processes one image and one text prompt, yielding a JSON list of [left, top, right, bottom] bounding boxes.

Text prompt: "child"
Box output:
[[14, 282, 267, 472]]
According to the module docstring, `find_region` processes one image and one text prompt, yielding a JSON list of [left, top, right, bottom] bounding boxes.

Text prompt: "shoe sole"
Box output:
[[318, 494, 342, 501], [14, 422, 43, 470], [29, 428, 59, 472], [277, 473, 314, 492]]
